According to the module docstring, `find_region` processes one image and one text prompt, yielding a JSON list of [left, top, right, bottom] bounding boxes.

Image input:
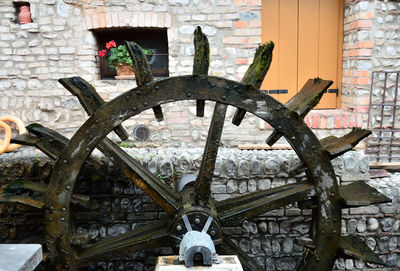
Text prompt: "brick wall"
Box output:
[[341, 0, 400, 130], [341, 0, 375, 124]]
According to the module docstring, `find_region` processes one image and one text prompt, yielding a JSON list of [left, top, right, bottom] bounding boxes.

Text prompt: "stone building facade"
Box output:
[[1, 0, 270, 147], [1, 0, 398, 148]]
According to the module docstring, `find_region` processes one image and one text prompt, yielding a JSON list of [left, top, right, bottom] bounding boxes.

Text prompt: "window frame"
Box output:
[[93, 27, 169, 80]]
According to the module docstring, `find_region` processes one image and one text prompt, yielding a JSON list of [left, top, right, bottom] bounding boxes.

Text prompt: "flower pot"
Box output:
[[19, 6, 32, 24], [115, 63, 135, 80]]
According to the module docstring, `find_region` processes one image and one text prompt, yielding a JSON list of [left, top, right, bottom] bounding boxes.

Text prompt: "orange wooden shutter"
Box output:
[[261, 0, 343, 109]]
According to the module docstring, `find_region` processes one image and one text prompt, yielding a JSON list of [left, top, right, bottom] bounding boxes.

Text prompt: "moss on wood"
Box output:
[[241, 41, 274, 88], [193, 26, 210, 76], [125, 41, 154, 86]]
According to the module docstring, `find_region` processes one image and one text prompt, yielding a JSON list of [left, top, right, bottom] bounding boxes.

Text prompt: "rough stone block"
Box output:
[[349, 206, 380, 215]]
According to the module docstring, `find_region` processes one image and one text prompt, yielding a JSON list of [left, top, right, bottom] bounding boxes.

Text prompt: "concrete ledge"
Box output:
[[155, 256, 243, 271], [0, 244, 42, 271]]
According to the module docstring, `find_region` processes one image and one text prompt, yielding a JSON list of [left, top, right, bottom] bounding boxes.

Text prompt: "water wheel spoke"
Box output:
[[219, 237, 263, 271], [218, 182, 314, 226], [216, 182, 309, 211], [5, 180, 48, 194], [266, 78, 333, 146], [10, 134, 40, 146], [16, 124, 99, 168], [4, 180, 89, 206], [232, 41, 274, 126], [59, 77, 129, 140], [25, 123, 68, 159], [76, 220, 170, 266], [194, 102, 227, 204], [99, 138, 180, 214], [12, 133, 60, 160], [0, 194, 45, 209], [23, 123, 97, 165], [26, 123, 69, 145], [192, 26, 210, 117], [125, 40, 164, 122]]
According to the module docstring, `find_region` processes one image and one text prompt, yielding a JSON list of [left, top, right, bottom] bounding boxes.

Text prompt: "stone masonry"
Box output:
[[341, 0, 400, 122], [0, 147, 399, 270], [1, 0, 275, 147], [3, 0, 399, 148]]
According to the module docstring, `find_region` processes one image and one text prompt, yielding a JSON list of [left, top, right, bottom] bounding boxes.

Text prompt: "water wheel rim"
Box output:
[[45, 75, 340, 270]]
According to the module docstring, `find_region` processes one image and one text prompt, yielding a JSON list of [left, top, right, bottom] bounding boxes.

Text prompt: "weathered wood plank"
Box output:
[[369, 162, 400, 171], [5, 180, 47, 193], [219, 182, 314, 226], [192, 26, 210, 117], [4, 180, 89, 206], [59, 77, 129, 140], [320, 128, 371, 158], [77, 220, 170, 266], [298, 181, 391, 209], [125, 41, 154, 86], [125, 41, 163, 122], [195, 102, 227, 204], [192, 26, 210, 77], [297, 235, 386, 266], [266, 78, 333, 146], [12, 127, 67, 160], [25, 124, 68, 159], [0, 195, 45, 209], [339, 181, 391, 207], [232, 41, 274, 126], [10, 134, 40, 146], [339, 235, 386, 265], [26, 123, 68, 146]]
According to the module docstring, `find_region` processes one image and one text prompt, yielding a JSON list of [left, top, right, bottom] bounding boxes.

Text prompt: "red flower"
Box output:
[[106, 40, 116, 49], [98, 49, 107, 57]]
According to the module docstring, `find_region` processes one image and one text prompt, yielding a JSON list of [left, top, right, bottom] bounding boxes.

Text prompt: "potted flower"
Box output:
[[98, 40, 153, 79]]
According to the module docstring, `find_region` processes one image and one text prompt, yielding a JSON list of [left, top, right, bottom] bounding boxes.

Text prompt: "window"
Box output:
[[13, 1, 32, 24], [93, 28, 169, 80]]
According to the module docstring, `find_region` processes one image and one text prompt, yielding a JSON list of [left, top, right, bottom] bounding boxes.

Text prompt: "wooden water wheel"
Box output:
[[4, 27, 389, 270]]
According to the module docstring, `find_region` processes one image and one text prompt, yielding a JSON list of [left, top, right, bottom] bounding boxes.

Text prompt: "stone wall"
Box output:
[[1, 0, 277, 147], [1, 147, 399, 270], [0, 0, 377, 149], [341, 0, 400, 127]]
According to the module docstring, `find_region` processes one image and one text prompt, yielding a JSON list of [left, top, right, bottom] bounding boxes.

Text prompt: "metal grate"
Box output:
[[366, 71, 400, 162]]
